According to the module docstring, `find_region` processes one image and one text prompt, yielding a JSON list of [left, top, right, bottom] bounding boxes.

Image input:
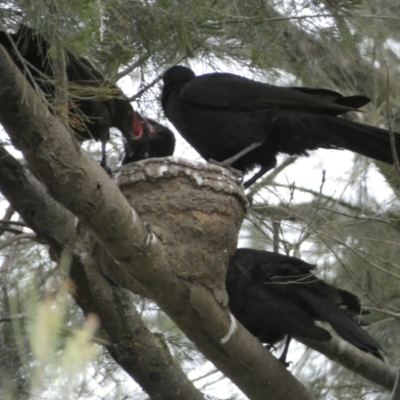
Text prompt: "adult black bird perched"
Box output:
[[162, 66, 400, 187], [0, 25, 138, 170], [226, 248, 382, 364], [121, 113, 175, 165]]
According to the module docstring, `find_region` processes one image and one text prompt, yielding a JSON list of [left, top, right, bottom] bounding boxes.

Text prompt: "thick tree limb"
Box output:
[[298, 334, 397, 390], [0, 147, 81, 254], [0, 147, 205, 400], [75, 257, 205, 400], [0, 45, 314, 400]]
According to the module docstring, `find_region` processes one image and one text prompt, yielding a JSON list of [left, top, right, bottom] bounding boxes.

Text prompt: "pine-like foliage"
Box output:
[[0, 0, 400, 399]]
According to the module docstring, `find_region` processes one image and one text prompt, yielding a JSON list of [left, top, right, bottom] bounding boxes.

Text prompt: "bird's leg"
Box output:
[[99, 141, 112, 176], [208, 142, 263, 184], [278, 335, 292, 368], [220, 142, 263, 167], [208, 160, 244, 181], [243, 161, 276, 188]]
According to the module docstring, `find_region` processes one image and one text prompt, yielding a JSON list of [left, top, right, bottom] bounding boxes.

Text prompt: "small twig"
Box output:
[[0, 232, 37, 251], [247, 156, 298, 196], [317, 170, 326, 204], [256, 182, 376, 214], [0, 219, 27, 227], [129, 71, 165, 102], [272, 221, 280, 253], [0, 313, 110, 346], [384, 61, 400, 175], [392, 370, 400, 400], [221, 13, 400, 25], [61, 326, 110, 347], [0, 22, 52, 105], [319, 207, 392, 225], [0, 226, 25, 235], [0, 313, 26, 323], [0, 205, 15, 237], [191, 368, 219, 383], [128, 44, 201, 102], [117, 54, 150, 80], [258, 204, 400, 278], [362, 306, 400, 320]]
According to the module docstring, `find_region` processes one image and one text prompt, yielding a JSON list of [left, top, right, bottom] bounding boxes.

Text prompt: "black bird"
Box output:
[[226, 248, 382, 364], [121, 113, 175, 165], [0, 25, 138, 170], [162, 66, 400, 187]]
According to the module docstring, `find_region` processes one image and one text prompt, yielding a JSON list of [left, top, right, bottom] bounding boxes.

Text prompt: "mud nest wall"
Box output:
[[116, 157, 247, 302], [83, 157, 247, 307]]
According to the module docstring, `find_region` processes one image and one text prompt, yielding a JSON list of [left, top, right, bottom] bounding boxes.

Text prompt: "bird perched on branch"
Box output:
[[0, 25, 159, 170], [226, 248, 383, 365], [162, 65, 400, 187]]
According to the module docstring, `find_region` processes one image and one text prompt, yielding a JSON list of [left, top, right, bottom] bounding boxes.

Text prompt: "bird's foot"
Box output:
[[99, 161, 112, 177], [242, 162, 276, 188], [278, 358, 293, 369], [265, 343, 277, 352], [208, 159, 243, 181], [277, 335, 292, 368], [265, 344, 291, 368]]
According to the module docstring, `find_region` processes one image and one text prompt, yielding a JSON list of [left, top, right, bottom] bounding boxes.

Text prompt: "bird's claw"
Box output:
[[99, 161, 112, 177], [279, 359, 293, 368], [265, 343, 277, 352], [208, 159, 243, 181]]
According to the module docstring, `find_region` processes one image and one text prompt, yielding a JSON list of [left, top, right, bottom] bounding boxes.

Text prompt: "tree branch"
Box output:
[[0, 205, 15, 237], [0, 44, 314, 400], [0, 148, 205, 400], [298, 334, 396, 390], [0, 232, 36, 250]]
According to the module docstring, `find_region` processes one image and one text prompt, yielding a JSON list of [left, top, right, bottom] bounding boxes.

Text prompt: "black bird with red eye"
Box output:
[[226, 248, 383, 365], [0, 25, 138, 171], [162, 65, 400, 188]]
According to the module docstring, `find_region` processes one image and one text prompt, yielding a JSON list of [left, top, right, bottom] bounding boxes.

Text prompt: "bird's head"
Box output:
[[121, 113, 175, 165]]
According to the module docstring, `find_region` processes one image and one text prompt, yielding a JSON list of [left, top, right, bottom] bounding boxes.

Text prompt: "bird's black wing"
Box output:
[[248, 250, 383, 359], [290, 87, 370, 110], [180, 73, 365, 115], [229, 249, 382, 359], [248, 250, 366, 319], [295, 287, 382, 358], [227, 250, 331, 343], [235, 283, 331, 343]]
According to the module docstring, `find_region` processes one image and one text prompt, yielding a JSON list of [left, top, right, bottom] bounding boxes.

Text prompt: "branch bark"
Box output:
[[298, 334, 397, 391], [0, 44, 314, 400], [0, 147, 205, 400], [75, 257, 205, 400]]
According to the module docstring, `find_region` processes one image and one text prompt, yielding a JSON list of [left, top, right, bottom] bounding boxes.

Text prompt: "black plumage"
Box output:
[[226, 248, 382, 364], [162, 66, 400, 187], [121, 113, 175, 165], [0, 25, 136, 169]]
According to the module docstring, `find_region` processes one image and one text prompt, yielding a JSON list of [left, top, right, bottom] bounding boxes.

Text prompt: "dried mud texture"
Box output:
[[115, 157, 248, 304]]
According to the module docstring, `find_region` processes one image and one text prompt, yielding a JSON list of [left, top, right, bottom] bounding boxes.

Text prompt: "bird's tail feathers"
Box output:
[[324, 117, 400, 165], [296, 287, 383, 359]]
